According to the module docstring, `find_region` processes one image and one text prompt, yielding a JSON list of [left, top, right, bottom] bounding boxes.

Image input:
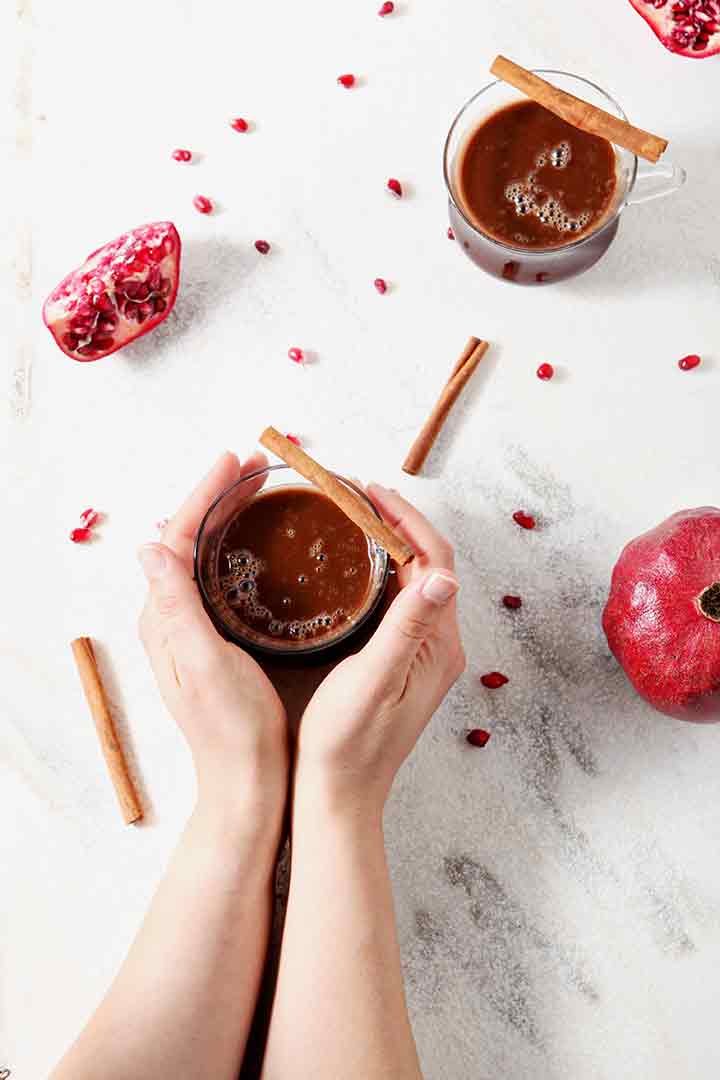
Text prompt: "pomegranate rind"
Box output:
[[42, 221, 181, 362], [603, 507, 720, 722], [628, 0, 720, 58]]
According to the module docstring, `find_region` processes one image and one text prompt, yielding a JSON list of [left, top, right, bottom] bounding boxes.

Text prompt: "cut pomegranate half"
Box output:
[[628, 0, 720, 57], [43, 222, 181, 362]]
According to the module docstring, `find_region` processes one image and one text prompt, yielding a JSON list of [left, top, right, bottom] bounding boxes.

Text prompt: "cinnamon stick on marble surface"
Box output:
[[71, 636, 143, 825], [259, 426, 415, 565], [490, 55, 668, 164], [402, 337, 489, 476]]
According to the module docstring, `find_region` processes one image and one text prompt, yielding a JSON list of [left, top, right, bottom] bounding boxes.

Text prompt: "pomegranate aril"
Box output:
[[378, 0, 394, 13], [255, 240, 271, 254], [288, 347, 305, 364], [337, 74, 356, 88], [447, 227, 455, 240], [513, 511, 536, 530], [678, 353, 701, 371], [466, 728, 491, 748], [172, 148, 192, 162], [480, 672, 508, 689], [387, 177, 402, 198], [536, 362, 555, 381], [286, 433, 302, 446], [502, 594, 522, 610], [193, 195, 213, 214], [374, 277, 387, 294], [70, 527, 92, 543], [230, 117, 249, 132], [80, 508, 99, 528]]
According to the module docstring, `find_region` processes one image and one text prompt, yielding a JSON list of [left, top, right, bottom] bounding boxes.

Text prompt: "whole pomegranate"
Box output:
[[603, 508, 720, 722], [43, 221, 181, 361], [629, 0, 720, 58]]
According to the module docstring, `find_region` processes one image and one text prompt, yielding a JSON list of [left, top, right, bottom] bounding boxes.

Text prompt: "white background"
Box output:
[[3, 1, 720, 1077]]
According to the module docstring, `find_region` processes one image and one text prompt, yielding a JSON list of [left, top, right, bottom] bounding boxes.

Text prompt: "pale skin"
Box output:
[[51, 451, 465, 1080]]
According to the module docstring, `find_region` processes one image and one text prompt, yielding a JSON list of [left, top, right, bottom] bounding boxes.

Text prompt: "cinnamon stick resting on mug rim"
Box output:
[[402, 337, 489, 476], [71, 637, 143, 825], [259, 426, 415, 565], [490, 56, 668, 164]]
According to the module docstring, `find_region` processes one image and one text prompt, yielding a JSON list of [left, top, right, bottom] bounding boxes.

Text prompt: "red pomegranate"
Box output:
[[603, 508, 720, 721], [628, 0, 720, 58], [43, 221, 181, 361]]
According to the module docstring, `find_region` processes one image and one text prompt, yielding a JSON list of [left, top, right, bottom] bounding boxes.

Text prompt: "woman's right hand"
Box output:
[[295, 484, 465, 818], [138, 451, 288, 821]]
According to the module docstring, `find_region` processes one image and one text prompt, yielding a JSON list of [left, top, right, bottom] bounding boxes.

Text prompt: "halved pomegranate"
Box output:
[[629, 0, 720, 57], [43, 221, 181, 361]]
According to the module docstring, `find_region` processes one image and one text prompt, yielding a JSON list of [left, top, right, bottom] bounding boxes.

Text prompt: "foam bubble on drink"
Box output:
[[549, 141, 571, 168]]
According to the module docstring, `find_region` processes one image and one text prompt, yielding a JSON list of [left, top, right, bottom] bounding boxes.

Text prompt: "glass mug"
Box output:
[[194, 463, 390, 658], [444, 70, 686, 285]]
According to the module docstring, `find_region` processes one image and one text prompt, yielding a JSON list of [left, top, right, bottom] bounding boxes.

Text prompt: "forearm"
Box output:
[[52, 791, 284, 1080], [263, 777, 422, 1080]]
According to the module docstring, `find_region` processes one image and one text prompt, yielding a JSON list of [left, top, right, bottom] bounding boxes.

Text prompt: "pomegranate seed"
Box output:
[[480, 672, 508, 689], [374, 277, 387, 294], [502, 594, 522, 610], [288, 347, 305, 364], [378, 0, 394, 13], [70, 527, 92, 544], [466, 728, 491, 748], [230, 117, 249, 132], [337, 74, 356, 88], [447, 227, 455, 240], [679, 353, 701, 371], [513, 511, 536, 530], [387, 177, 402, 198], [171, 148, 192, 162], [536, 363, 555, 381], [535, 272, 550, 283], [255, 240, 271, 254], [286, 433, 302, 446], [79, 508, 99, 529], [193, 195, 213, 214], [155, 518, 169, 532]]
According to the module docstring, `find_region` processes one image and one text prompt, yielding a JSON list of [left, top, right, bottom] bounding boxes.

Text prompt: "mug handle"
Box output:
[[626, 160, 687, 206]]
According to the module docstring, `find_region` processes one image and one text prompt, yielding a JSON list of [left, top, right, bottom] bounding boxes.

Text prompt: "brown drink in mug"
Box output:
[[445, 70, 685, 285]]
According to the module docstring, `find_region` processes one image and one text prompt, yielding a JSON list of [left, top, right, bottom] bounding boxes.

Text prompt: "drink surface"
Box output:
[[218, 485, 373, 647], [457, 99, 617, 250]]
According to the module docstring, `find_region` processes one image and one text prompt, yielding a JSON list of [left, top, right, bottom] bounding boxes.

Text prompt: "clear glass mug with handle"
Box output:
[[444, 70, 686, 285]]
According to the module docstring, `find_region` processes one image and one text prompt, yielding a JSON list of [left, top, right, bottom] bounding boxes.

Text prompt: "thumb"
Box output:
[[363, 569, 459, 676], [138, 542, 210, 647]]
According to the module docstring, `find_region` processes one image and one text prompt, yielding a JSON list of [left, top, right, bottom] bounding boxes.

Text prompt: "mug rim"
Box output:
[[443, 68, 639, 258], [193, 463, 390, 656]]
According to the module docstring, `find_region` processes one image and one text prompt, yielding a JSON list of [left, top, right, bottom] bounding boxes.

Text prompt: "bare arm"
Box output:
[[263, 486, 464, 1080], [52, 453, 288, 1080]]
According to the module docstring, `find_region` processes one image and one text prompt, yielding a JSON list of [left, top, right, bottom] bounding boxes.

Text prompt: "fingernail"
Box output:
[[138, 544, 167, 580], [422, 571, 459, 605]]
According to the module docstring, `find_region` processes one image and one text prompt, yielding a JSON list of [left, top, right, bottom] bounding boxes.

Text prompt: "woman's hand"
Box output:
[[138, 451, 288, 816], [295, 483, 465, 817]]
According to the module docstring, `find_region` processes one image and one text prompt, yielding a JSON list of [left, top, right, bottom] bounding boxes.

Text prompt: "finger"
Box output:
[[366, 484, 454, 570], [138, 543, 219, 692], [165, 450, 268, 569], [362, 569, 459, 678]]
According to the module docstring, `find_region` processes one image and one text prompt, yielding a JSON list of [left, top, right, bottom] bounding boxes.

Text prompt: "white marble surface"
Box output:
[[3, 2, 720, 1076]]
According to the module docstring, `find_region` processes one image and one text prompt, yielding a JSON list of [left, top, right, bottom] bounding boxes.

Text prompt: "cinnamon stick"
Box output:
[[490, 56, 668, 164], [71, 637, 143, 825], [402, 337, 489, 476], [259, 427, 415, 565]]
